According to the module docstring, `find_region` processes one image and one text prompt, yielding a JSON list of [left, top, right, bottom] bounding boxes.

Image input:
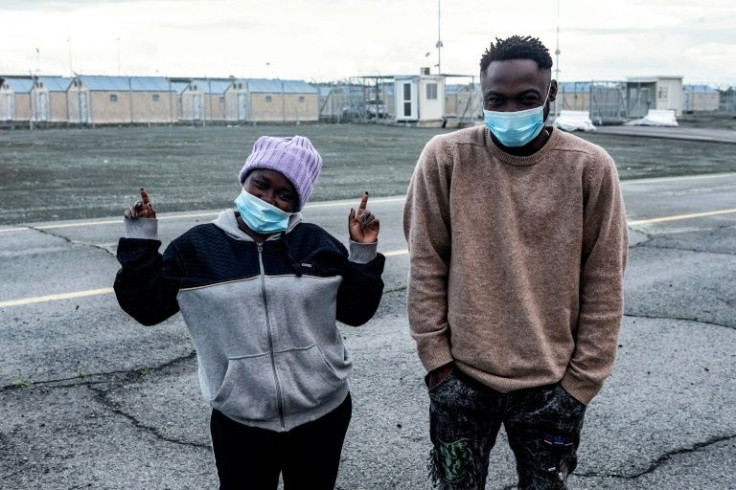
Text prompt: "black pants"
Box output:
[[428, 370, 586, 490], [210, 394, 352, 490]]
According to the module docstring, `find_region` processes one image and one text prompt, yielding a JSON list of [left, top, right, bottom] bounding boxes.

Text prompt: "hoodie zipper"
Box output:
[[257, 243, 285, 430]]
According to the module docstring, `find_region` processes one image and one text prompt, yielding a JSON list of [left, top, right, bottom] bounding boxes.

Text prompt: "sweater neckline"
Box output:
[[484, 126, 559, 167]]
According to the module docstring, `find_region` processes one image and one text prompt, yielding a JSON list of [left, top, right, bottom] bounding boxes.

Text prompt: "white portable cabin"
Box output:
[[191, 78, 248, 122], [394, 73, 445, 126], [178, 81, 205, 123], [38, 76, 74, 123], [30, 80, 51, 123], [67, 77, 91, 124], [76, 75, 177, 125], [244, 79, 319, 123], [0, 77, 36, 123], [626, 76, 683, 118], [0, 78, 11, 121]]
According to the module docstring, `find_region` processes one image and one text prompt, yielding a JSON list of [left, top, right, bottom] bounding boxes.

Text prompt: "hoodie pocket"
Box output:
[[275, 344, 347, 416], [211, 353, 278, 422]]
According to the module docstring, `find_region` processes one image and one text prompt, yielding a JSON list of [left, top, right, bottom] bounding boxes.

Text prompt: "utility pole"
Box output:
[[554, 0, 561, 118], [435, 0, 443, 75], [67, 37, 74, 76]]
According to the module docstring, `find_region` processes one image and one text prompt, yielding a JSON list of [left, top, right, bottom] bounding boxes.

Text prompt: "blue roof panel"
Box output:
[[170, 81, 190, 95], [244, 78, 318, 94], [191, 79, 235, 94], [3, 77, 35, 93], [39, 76, 73, 92], [79, 75, 173, 92]]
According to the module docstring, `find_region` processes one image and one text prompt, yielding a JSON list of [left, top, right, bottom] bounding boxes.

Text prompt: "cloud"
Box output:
[[1, 0, 734, 84]]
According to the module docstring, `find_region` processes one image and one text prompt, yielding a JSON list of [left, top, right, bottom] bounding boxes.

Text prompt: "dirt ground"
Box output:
[[1, 114, 734, 225]]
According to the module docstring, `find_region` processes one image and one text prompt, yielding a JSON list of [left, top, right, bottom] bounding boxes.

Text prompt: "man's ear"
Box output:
[[548, 79, 558, 103]]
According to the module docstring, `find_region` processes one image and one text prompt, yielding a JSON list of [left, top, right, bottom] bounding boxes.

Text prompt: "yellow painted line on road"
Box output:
[[622, 172, 736, 185], [0, 287, 115, 308], [0, 246, 410, 308], [628, 208, 736, 226], [3, 206, 735, 308], [0, 197, 407, 234], [0, 226, 32, 234]]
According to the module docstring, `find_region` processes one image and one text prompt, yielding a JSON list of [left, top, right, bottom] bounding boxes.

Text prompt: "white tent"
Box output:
[[552, 110, 596, 132]]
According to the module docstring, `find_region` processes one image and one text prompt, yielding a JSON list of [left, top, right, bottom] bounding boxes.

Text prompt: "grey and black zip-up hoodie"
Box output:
[[114, 209, 385, 432]]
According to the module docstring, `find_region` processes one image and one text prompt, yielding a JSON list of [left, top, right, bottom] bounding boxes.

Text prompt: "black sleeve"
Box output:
[[336, 254, 386, 327], [113, 238, 183, 326]]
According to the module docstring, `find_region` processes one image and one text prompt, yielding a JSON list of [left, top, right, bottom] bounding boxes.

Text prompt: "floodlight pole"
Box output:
[[554, 0, 561, 118], [436, 0, 443, 75], [67, 37, 74, 76]]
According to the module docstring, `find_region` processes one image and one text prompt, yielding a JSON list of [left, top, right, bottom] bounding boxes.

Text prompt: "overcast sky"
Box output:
[[2, 0, 734, 86]]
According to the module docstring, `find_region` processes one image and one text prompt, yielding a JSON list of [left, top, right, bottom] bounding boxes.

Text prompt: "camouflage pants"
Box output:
[[428, 368, 586, 490]]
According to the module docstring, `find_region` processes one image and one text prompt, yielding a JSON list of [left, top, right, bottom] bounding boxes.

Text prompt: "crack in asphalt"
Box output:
[[1, 350, 206, 451], [491, 433, 736, 487], [574, 433, 736, 480], [86, 382, 210, 451], [624, 312, 733, 329], [0, 351, 196, 392], [27, 226, 117, 257]]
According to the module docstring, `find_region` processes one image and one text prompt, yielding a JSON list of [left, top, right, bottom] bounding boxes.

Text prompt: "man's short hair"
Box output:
[[480, 35, 553, 75]]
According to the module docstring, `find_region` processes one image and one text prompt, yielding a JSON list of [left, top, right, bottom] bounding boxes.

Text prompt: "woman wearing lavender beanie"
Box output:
[[114, 135, 385, 489]]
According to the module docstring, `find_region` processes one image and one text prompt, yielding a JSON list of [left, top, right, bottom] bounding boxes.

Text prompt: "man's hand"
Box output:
[[348, 192, 379, 243], [427, 363, 454, 390], [124, 187, 156, 220]]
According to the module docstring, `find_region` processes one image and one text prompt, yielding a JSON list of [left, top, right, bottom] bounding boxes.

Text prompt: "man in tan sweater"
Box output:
[[403, 35, 628, 490]]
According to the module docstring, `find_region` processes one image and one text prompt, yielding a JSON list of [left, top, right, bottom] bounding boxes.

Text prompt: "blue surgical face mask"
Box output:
[[483, 84, 551, 148], [234, 189, 293, 234]]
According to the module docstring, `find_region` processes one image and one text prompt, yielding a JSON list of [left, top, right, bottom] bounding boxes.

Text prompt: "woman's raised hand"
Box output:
[[124, 187, 157, 219], [348, 192, 379, 244]]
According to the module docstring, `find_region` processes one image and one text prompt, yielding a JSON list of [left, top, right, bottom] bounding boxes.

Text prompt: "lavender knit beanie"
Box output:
[[238, 135, 322, 211]]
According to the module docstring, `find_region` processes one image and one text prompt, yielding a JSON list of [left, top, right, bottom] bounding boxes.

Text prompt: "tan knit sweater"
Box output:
[[403, 126, 628, 405]]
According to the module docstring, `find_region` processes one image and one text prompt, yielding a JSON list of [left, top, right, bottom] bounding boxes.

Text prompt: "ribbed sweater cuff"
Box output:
[[124, 218, 158, 240], [348, 240, 377, 264], [419, 340, 454, 373], [560, 372, 603, 406]]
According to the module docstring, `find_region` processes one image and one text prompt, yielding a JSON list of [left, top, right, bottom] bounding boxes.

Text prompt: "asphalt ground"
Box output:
[[596, 125, 736, 144], [1, 167, 736, 489]]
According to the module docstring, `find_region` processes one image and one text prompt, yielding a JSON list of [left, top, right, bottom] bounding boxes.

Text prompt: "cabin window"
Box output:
[[299, 96, 305, 103], [426, 83, 438, 100], [265, 95, 273, 103], [152, 94, 160, 102], [110, 94, 118, 102]]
